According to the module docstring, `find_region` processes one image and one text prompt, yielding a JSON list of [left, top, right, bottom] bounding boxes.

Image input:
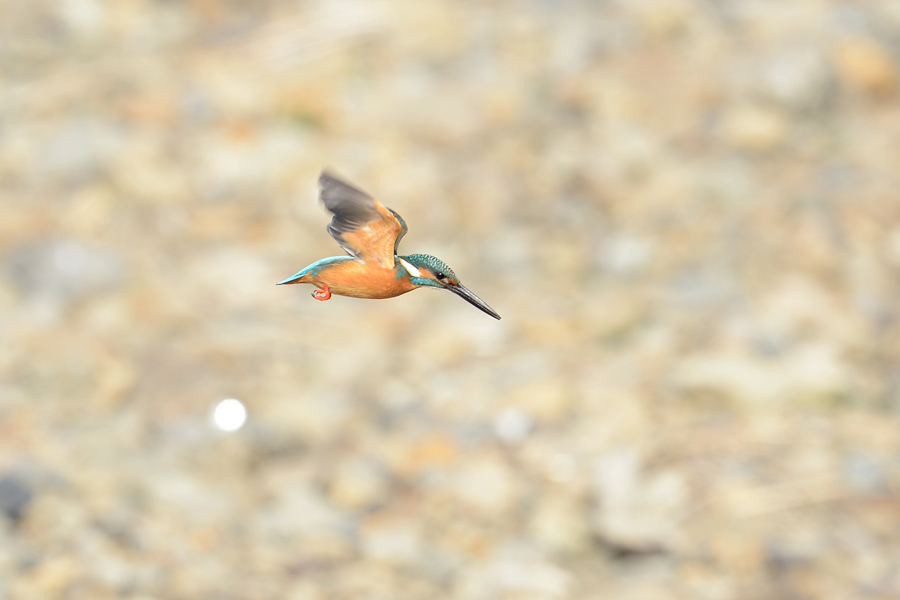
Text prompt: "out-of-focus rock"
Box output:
[[600, 234, 655, 275], [504, 377, 573, 422], [19, 556, 81, 599], [708, 529, 766, 574], [7, 240, 125, 305], [254, 484, 350, 540], [885, 226, 900, 267], [672, 343, 853, 407], [359, 512, 424, 565], [591, 448, 687, 552], [721, 104, 787, 151], [260, 392, 354, 445], [832, 37, 898, 97], [455, 558, 573, 599], [36, 119, 125, 185], [843, 453, 885, 494], [284, 580, 327, 600], [328, 458, 390, 510], [491, 559, 574, 598], [630, 0, 694, 38], [571, 390, 649, 451], [494, 407, 533, 443], [56, 0, 107, 41], [92, 351, 138, 410], [19, 492, 89, 547], [388, 433, 460, 476], [759, 46, 834, 111], [766, 528, 826, 569], [450, 456, 521, 518], [528, 493, 591, 555], [0, 475, 33, 522]]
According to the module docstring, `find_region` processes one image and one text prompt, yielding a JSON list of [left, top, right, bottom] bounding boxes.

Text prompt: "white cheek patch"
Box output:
[[399, 258, 421, 277]]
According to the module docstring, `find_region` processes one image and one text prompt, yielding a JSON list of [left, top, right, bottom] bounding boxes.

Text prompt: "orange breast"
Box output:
[[307, 260, 415, 299]]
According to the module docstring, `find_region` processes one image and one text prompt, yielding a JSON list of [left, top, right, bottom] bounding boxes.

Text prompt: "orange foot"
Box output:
[[312, 284, 332, 301]]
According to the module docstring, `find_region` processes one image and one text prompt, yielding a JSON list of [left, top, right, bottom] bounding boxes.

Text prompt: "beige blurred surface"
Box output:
[[2, 0, 900, 598]]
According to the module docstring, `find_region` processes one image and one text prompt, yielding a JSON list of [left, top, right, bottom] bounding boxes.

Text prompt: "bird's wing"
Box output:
[[319, 171, 407, 268]]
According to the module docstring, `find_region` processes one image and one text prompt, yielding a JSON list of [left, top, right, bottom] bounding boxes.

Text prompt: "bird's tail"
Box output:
[[276, 271, 307, 285]]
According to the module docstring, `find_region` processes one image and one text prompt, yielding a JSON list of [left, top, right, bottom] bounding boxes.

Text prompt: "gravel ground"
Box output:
[[3, 1, 900, 599]]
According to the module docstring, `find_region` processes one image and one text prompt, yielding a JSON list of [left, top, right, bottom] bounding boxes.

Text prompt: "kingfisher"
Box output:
[[277, 171, 501, 320]]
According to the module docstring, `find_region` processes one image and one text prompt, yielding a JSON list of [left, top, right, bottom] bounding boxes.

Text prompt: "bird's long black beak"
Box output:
[[447, 283, 501, 320]]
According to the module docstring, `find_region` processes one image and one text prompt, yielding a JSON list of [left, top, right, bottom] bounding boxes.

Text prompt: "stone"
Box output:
[[491, 559, 573, 597], [328, 458, 390, 510], [359, 513, 423, 565], [494, 407, 533, 443], [505, 378, 573, 422], [253, 485, 350, 540], [450, 456, 520, 518], [672, 344, 852, 407], [591, 448, 687, 552], [455, 558, 574, 599], [885, 226, 900, 267], [528, 493, 591, 555], [843, 453, 885, 494], [23, 556, 81, 598], [56, 0, 107, 40], [0, 475, 33, 522], [759, 46, 833, 111], [37, 118, 125, 185], [601, 234, 655, 275], [631, 0, 694, 38], [833, 37, 898, 97], [721, 104, 787, 151], [7, 240, 125, 305]]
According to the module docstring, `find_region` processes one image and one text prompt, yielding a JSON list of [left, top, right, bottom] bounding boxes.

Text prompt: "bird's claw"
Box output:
[[312, 284, 332, 301]]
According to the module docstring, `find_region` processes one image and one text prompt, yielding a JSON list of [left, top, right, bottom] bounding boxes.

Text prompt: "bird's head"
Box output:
[[398, 254, 500, 320]]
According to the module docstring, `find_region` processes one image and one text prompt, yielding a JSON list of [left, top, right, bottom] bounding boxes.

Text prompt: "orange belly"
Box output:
[[303, 259, 415, 299]]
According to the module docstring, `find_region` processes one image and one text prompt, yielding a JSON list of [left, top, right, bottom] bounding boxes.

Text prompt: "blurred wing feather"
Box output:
[[319, 171, 405, 268]]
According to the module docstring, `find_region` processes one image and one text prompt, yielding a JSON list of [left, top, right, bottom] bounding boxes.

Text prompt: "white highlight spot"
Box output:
[[399, 258, 420, 277], [213, 398, 247, 432], [494, 407, 533, 442]]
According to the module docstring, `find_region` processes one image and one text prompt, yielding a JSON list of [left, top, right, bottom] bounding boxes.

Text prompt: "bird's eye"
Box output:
[[435, 272, 445, 280]]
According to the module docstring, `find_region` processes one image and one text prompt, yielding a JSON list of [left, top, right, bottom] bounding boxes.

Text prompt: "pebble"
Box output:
[[843, 453, 885, 494], [759, 46, 833, 111], [254, 485, 350, 540], [673, 342, 852, 407], [721, 104, 788, 151], [328, 458, 390, 510], [528, 493, 591, 555], [7, 239, 125, 305], [505, 377, 573, 422], [359, 513, 423, 565], [450, 457, 521, 518], [494, 407, 533, 443], [600, 234, 654, 275], [833, 37, 898, 97], [591, 449, 687, 552], [0, 475, 33, 522]]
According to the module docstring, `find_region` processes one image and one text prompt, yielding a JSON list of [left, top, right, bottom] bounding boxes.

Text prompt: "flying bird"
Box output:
[[278, 172, 501, 320]]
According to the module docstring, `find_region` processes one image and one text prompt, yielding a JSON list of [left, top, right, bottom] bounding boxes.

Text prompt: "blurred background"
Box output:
[[2, 0, 900, 598]]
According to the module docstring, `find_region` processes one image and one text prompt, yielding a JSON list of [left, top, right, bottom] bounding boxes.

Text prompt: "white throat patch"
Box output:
[[399, 257, 421, 277]]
